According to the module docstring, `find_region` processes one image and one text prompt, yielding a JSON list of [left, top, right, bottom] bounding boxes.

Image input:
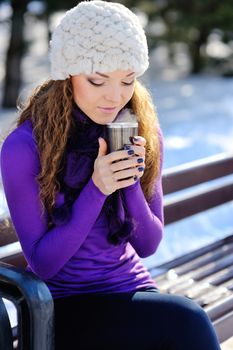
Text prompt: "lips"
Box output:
[[98, 107, 117, 114], [100, 107, 117, 110]]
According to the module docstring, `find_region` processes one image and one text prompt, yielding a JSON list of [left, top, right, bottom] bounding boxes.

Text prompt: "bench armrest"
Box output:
[[0, 262, 54, 350]]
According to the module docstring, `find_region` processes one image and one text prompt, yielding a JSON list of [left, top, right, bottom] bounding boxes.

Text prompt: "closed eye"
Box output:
[[87, 80, 104, 86], [88, 79, 135, 87], [123, 80, 134, 86]]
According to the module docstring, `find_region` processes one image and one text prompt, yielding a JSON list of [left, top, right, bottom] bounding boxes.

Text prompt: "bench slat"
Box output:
[[163, 152, 233, 194], [213, 310, 233, 344], [164, 181, 233, 224]]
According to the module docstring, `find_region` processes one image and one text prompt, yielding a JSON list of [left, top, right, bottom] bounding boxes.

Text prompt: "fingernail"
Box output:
[[133, 136, 139, 141], [138, 167, 144, 172], [133, 175, 138, 181], [137, 158, 143, 163], [129, 136, 134, 144], [124, 145, 131, 150], [128, 150, 134, 155]]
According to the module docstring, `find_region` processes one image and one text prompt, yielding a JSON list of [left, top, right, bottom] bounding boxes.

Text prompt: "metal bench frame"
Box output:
[[0, 263, 54, 350]]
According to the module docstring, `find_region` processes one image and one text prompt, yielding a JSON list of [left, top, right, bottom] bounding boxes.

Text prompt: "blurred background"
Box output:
[[0, 0, 233, 266]]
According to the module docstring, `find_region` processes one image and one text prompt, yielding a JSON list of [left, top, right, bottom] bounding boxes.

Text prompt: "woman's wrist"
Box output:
[[122, 177, 140, 192], [90, 175, 109, 197]]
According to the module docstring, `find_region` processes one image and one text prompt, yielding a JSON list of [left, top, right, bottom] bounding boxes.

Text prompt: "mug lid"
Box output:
[[106, 122, 138, 128]]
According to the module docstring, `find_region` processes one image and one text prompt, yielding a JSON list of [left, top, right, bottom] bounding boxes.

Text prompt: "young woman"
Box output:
[[1, 1, 221, 349]]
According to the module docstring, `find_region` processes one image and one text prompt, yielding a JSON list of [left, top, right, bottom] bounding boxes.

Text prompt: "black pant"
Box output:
[[53, 288, 221, 350]]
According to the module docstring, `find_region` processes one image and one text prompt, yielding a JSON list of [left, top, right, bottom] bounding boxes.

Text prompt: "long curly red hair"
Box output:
[[6, 78, 162, 216]]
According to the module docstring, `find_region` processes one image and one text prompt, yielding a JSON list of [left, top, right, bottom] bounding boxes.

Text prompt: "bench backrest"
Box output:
[[162, 152, 233, 224]]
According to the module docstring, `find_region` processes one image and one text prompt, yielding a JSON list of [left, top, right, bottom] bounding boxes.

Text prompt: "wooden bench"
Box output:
[[152, 152, 233, 343], [0, 152, 233, 348]]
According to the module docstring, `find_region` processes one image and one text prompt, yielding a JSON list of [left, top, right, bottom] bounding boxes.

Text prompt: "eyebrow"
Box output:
[[94, 72, 135, 78]]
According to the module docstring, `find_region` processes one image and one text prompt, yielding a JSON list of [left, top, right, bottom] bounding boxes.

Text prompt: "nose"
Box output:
[[105, 85, 122, 103]]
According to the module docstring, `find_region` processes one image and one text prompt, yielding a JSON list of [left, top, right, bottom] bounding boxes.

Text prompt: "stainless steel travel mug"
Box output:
[[104, 121, 138, 153]]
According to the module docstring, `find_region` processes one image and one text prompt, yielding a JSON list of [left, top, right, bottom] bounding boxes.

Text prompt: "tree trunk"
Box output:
[[190, 27, 209, 74], [2, 0, 28, 108]]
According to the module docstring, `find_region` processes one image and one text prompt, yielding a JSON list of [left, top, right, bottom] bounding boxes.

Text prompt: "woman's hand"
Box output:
[[129, 135, 146, 157], [92, 136, 146, 195]]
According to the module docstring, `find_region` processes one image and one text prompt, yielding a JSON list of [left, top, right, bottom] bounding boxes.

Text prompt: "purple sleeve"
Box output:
[[0, 133, 107, 280], [122, 127, 164, 258]]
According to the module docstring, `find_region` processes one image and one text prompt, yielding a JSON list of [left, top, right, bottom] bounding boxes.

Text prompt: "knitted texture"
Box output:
[[50, 0, 149, 79]]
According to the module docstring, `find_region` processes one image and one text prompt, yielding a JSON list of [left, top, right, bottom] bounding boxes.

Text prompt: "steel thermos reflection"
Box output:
[[104, 121, 138, 152]]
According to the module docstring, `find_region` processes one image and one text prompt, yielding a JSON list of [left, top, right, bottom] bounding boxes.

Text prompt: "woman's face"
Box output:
[[71, 70, 135, 124]]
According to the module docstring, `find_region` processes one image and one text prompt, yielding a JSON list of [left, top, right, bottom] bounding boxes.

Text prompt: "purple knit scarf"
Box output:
[[51, 104, 134, 245]]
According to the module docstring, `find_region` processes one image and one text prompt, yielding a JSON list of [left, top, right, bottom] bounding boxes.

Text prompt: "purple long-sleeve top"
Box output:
[[0, 118, 164, 299]]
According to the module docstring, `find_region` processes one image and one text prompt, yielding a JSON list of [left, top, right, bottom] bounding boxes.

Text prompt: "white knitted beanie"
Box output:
[[50, 0, 149, 80]]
